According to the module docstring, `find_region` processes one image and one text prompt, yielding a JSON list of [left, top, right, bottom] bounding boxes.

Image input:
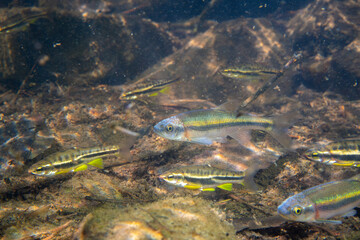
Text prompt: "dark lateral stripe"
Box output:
[[187, 121, 272, 131], [322, 153, 360, 161], [80, 149, 119, 160], [212, 176, 244, 181]]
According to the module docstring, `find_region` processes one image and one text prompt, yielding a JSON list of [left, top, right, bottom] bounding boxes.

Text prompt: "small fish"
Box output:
[[0, 13, 47, 34], [159, 165, 245, 191], [29, 145, 121, 176], [154, 106, 291, 150], [304, 139, 360, 167], [278, 174, 360, 224], [220, 66, 279, 80], [119, 78, 179, 101]]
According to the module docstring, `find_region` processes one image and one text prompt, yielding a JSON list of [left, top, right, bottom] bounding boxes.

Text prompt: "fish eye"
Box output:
[[166, 124, 174, 132], [312, 152, 319, 158], [292, 206, 302, 215]]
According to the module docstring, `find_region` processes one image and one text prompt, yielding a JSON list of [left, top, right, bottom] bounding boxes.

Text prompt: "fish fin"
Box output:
[[73, 164, 88, 172], [148, 92, 159, 97], [268, 112, 298, 149], [227, 130, 262, 153], [202, 188, 216, 191], [55, 168, 72, 175], [217, 183, 233, 191], [87, 158, 104, 169], [191, 137, 215, 145], [184, 184, 202, 190], [214, 100, 240, 112], [342, 209, 357, 218], [314, 219, 342, 224], [332, 162, 356, 167]]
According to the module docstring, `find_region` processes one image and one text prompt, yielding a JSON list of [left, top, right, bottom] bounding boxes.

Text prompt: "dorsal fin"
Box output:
[[214, 100, 241, 113]]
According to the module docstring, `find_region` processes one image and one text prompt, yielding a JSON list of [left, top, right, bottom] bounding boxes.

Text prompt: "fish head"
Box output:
[[154, 116, 185, 141], [159, 171, 185, 187], [277, 193, 316, 222], [303, 149, 324, 162], [28, 161, 55, 176]]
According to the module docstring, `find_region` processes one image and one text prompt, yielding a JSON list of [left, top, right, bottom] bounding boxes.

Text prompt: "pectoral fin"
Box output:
[[184, 184, 202, 190], [314, 219, 342, 224], [217, 183, 233, 191]]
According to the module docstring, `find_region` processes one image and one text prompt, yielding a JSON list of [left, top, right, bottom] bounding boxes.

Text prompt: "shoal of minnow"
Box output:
[[29, 145, 121, 176]]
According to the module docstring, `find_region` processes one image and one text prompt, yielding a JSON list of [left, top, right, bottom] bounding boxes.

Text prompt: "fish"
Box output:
[[304, 139, 360, 167], [0, 13, 47, 34], [153, 106, 291, 150], [28, 145, 121, 176], [277, 174, 360, 224], [119, 78, 180, 101], [220, 66, 279, 80], [159, 165, 245, 191]]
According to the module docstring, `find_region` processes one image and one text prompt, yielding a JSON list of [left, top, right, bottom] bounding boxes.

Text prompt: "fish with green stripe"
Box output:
[[154, 105, 291, 151], [29, 145, 121, 176], [278, 174, 360, 224], [304, 139, 360, 167], [159, 165, 246, 191]]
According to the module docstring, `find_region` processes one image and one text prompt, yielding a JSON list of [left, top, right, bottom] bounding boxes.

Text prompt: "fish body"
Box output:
[[277, 175, 360, 224], [220, 66, 279, 80], [154, 108, 290, 149], [119, 78, 179, 101], [305, 139, 360, 167], [159, 165, 245, 191], [29, 145, 121, 176]]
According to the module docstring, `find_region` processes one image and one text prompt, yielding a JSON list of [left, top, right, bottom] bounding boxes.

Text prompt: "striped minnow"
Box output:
[[29, 145, 121, 176], [304, 139, 360, 167], [119, 78, 180, 101], [278, 174, 360, 224], [159, 165, 245, 191], [154, 107, 291, 151], [220, 66, 279, 80]]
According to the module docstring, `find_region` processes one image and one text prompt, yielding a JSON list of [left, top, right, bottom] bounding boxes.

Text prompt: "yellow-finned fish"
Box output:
[[220, 66, 279, 80], [154, 106, 291, 151], [278, 174, 360, 224], [119, 78, 179, 101], [304, 139, 360, 167], [159, 165, 245, 191], [29, 145, 121, 176]]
